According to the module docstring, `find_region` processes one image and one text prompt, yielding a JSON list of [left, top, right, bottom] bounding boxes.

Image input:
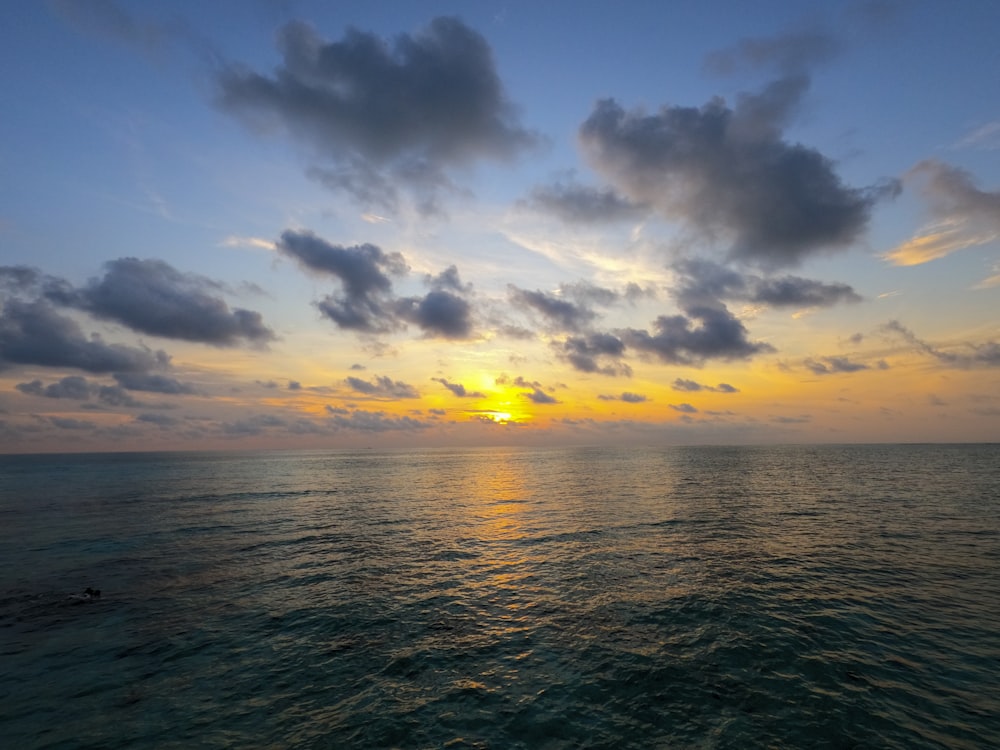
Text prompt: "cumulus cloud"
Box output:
[[884, 161, 1000, 266], [217, 17, 537, 213], [278, 230, 407, 333], [327, 409, 430, 432], [579, 78, 898, 269], [557, 333, 631, 376], [0, 299, 168, 373], [620, 305, 773, 366], [670, 403, 699, 414], [345, 375, 419, 398], [432, 378, 485, 398], [394, 290, 473, 339], [58, 258, 275, 347]]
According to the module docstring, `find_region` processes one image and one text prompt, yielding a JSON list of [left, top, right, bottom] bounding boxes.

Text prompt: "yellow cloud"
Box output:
[[883, 225, 998, 266]]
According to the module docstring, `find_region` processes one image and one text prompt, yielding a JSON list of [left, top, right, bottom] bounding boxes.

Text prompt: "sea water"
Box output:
[[1, 444, 998, 749]]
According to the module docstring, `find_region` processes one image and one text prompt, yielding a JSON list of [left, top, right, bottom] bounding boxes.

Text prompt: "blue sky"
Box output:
[[1, 0, 998, 452]]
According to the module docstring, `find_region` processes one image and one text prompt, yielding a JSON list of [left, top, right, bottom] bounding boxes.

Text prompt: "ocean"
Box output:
[[1, 444, 998, 749]]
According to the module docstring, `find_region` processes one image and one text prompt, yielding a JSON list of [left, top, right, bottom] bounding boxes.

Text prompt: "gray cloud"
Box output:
[[16, 376, 91, 400], [620, 304, 773, 366], [278, 230, 407, 333], [580, 79, 898, 269], [217, 17, 537, 213], [670, 403, 699, 414], [803, 356, 871, 375], [704, 28, 844, 75], [345, 375, 419, 399], [598, 391, 648, 403], [672, 378, 739, 393], [508, 286, 595, 333], [432, 378, 485, 398], [112, 372, 197, 394], [558, 333, 631, 376], [751, 276, 861, 307], [0, 299, 168, 373], [61, 258, 275, 347], [394, 290, 473, 339], [524, 179, 646, 224], [524, 387, 558, 404]]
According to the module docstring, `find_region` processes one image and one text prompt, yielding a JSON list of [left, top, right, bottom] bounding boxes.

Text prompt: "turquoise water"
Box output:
[[2, 444, 998, 748]]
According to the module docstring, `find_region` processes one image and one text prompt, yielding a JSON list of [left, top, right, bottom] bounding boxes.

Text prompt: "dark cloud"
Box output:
[[113, 372, 197, 394], [217, 17, 537, 213], [524, 387, 558, 404], [0, 299, 167, 373], [61, 258, 275, 347], [96, 385, 142, 407], [288, 380, 302, 390], [671, 257, 860, 309], [524, 179, 646, 224], [910, 160, 1000, 222], [803, 356, 870, 375], [558, 334, 631, 376], [670, 403, 699, 414], [394, 290, 473, 339], [620, 304, 773, 366], [751, 276, 861, 307], [278, 230, 410, 334], [16, 376, 91, 400], [432, 378, 485, 398], [704, 29, 844, 75], [671, 378, 739, 393], [579, 79, 898, 269], [508, 286, 595, 333], [345, 375, 419, 399]]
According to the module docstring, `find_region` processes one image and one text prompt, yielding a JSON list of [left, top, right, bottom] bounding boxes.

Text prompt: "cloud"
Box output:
[[670, 403, 699, 414], [508, 285, 596, 333], [394, 290, 473, 339], [0, 299, 168, 373], [524, 178, 646, 224], [598, 392, 649, 403], [425, 265, 472, 294], [432, 378, 485, 398], [579, 78, 898, 269], [558, 333, 631, 376], [136, 412, 179, 428], [277, 230, 408, 333], [523, 387, 558, 404], [884, 161, 1000, 266], [345, 375, 419, 399], [671, 378, 739, 393], [620, 304, 773, 366], [803, 356, 871, 375], [670, 258, 861, 309], [112, 372, 197, 394], [48, 416, 96, 430], [882, 320, 1000, 368], [704, 28, 843, 75], [327, 409, 430, 432], [217, 17, 537, 214], [58, 258, 275, 347], [16, 376, 91, 400]]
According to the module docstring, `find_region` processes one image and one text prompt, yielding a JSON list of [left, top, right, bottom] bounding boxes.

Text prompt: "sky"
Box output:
[[1, 0, 999, 453]]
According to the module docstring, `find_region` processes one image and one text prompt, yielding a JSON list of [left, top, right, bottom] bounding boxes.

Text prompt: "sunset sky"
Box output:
[[2, 0, 999, 453]]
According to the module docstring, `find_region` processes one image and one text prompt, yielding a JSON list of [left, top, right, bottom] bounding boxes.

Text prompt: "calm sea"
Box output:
[[1, 444, 998, 749]]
